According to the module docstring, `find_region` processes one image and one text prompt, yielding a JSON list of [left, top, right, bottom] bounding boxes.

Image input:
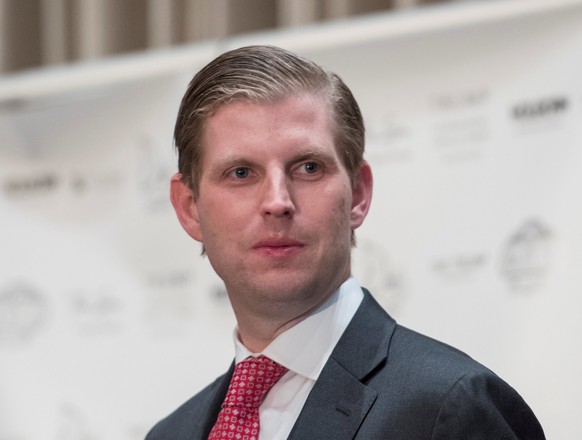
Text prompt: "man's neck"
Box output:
[[234, 302, 320, 353], [233, 286, 343, 353]]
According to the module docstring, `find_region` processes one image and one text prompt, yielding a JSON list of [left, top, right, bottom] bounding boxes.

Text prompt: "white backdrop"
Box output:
[[1, 1, 581, 439]]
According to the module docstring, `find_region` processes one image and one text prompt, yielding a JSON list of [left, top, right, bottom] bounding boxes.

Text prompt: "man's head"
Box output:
[[170, 46, 373, 339], [174, 45, 365, 197]]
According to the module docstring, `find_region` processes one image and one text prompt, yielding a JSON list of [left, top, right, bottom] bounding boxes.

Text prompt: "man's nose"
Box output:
[[260, 172, 295, 218]]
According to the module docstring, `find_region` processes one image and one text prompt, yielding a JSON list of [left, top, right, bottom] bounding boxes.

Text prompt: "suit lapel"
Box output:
[[287, 290, 396, 440], [286, 357, 378, 439], [194, 361, 235, 439]]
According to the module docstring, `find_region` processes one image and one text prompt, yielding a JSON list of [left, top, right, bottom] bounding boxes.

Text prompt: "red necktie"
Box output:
[[208, 355, 288, 440]]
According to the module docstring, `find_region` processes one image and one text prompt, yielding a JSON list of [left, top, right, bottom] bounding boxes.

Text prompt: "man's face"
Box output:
[[171, 94, 372, 316]]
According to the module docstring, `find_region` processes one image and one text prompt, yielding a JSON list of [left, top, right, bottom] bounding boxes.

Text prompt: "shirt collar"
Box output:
[[234, 276, 364, 381]]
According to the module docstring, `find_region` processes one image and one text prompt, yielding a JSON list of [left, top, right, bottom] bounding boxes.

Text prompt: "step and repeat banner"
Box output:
[[1, 1, 581, 439]]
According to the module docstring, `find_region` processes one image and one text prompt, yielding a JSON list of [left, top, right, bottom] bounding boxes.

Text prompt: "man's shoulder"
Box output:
[[357, 290, 491, 381], [379, 319, 505, 399], [145, 371, 229, 440], [391, 323, 487, 373], [388, 324, 545, 438], [353, 313, 545, 438]]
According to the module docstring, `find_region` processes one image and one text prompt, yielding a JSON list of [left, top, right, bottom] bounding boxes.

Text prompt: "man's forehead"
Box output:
[[203, 94, 331, 133], [207, 90, 328, 115], [197, 96, 341, 168]]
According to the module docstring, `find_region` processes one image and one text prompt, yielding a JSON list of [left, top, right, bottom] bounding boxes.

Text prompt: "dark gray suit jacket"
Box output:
[[146, 290, 545, 439]]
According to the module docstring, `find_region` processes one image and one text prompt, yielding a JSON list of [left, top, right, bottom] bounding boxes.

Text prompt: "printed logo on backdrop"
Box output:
[[432, 251, 488, 282], [2, 170, 123, 200], [1, 172, 60, 199], [500, 219, 553, 293], [430, 88, 490, 160], [2, 168, 125, 223], [68, 286, 124, 335], [0, 282, 49, 344], [511, 95, 570, 132], [352, 238, 406, 314]]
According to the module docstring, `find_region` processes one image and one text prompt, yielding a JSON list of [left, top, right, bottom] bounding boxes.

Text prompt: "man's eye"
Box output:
[[233, 167, 250, 178], [302, 162, 319, 174]]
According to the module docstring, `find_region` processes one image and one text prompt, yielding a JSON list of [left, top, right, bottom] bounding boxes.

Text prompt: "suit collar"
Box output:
[[288, 289, 396, 439], [332, 289, 395, 380]]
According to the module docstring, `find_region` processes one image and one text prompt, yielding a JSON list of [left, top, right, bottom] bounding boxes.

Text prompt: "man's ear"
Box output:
[[170, 173, 203, 242], [350, 161, 373, 230]]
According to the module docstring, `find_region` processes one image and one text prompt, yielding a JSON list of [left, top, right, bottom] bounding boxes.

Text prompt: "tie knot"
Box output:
[[223, 355, 288, 410]]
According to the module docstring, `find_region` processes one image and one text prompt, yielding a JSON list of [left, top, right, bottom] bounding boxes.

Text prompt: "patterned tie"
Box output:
[[208, 355, 288, 440]]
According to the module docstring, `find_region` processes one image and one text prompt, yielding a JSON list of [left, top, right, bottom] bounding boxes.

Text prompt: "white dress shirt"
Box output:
[[233, 276, 364, 440]]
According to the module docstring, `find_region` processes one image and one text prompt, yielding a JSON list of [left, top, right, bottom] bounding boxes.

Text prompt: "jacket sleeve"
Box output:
[[431, 371, 545, 440]]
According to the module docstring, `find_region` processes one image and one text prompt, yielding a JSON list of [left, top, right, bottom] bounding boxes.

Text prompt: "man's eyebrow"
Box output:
[[207, 156, 256, 175], [290, 148, 337, 164]]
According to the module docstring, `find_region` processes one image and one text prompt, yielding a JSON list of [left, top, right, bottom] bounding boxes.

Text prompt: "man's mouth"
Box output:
[[253, 239, 305, 256]]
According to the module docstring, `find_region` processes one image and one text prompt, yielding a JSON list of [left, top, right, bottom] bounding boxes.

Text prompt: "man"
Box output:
[[147, 45, 544, 439]]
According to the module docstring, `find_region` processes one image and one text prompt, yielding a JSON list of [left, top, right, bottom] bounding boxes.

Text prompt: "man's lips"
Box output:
[[252, 239, 305, 256]]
